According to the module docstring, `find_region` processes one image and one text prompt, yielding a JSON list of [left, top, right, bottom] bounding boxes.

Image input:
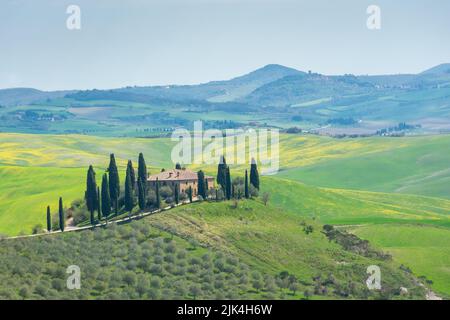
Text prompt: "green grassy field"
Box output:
[[260, 177, 450, 297], [2, 132, 450, 198], [0, 166, 86, 236], [277, 134, 450, 199], [2, 132, 449, 184], [262, 178, 450, 227], [349, 224, 450, 296], [0, 133, 174, 168]]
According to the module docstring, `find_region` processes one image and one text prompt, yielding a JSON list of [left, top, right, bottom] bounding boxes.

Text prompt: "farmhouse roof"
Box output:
[[147, 169, 213, 181]]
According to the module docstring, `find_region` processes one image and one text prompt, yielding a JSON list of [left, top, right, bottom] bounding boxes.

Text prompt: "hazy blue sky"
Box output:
[[1, 0, 450, 90]]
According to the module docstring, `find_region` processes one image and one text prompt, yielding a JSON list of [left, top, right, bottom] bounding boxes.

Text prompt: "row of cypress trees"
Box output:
[[47, 153, 150, 232], [46, 196, 65, 232], [87, 153, 150, 222], [46, 154, 260, 232], [215, 156, 259, 201]]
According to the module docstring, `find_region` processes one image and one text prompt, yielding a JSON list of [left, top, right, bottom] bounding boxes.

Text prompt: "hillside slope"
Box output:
[[276, 134, 450, 199], [0, 88, 73, 106], [261, 177, 450, 297], [2, 132, 450, 200], [1, 133, 450, 236], [138, 201, 428, 299], [0, 201, 426, 299]]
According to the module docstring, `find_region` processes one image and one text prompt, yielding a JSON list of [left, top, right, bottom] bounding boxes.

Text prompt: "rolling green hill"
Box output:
[[0, 166, 86, 236], [2, 63, 450, 135], [277, 134, 450, 199], [261, 177, 450, 297], [0, 201, 427, 300], [1, 132, 450, 236], [2, 132, 450, 201], [349, 224, 450, 297], [262, 177, 450, 227], [0, 132, 449, 297]]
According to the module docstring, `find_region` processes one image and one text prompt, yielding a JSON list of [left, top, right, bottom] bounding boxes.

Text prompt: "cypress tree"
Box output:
[[124, 169, 134, 214], [58, 197, 64, 232], [46, 206, 51, 232], [225, 166, 232, 200], [101, 173, 111, 220], [97, 187, 101, 222], [138, 153, 148, 184], [188, 186, 193, 203], [126, 160, 136, 191], [90, 207, 95, 225], [197, 170, 206, 199], [174, 183, 179, 204], [86, 165, 97, 220], [250, 158, 260, 190], [138, 178, 146, 211], [155, 178, 161, 209], [108, 154, 120, 215], [216, 156, 227, 190], [244, 169, 249, 199]]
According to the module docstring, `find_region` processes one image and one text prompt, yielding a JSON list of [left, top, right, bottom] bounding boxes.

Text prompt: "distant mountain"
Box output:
[[63, 62, 450, 109], [356, 74, 416, 88], [67, 64, 304, 104], [211, 64, 303, 86], [206, 64, 303, 102], [421, 63, 450, 75], [0, 88, 73, 107], [2, 63, 450, 125], [241, 73, 375, 107]]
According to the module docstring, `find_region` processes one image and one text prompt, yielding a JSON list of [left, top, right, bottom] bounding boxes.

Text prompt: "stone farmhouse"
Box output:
[[147, 168, 215, 196]]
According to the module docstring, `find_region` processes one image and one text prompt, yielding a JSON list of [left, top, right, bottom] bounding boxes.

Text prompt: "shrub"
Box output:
[[216, 188, 225, 201], [189, 285, 202, 299], [147, 288, 160, 300], [149, 264, 163, 275], [262, 192, 270, 205], [179, 192, 188, 201], [150, 277, 161, 289], [19, 287, 30, 299], [249, 185, 259, 197], [303, 225, 314, 234], [51, 279, 65, 291], [34, 282, 49, 297], [160, 186, 173, 198], [146, 190, 157, 207], [154, 255, 164, 264], [177, 250, 187, 260], [32, 224, 43, 235], [123, 272, 137, 286], [189, 257, 201, 265], [252, 279, 263, 292], [164, 253, 175, 263]]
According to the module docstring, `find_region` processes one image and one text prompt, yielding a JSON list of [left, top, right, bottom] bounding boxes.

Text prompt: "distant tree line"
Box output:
[[284, 127, 302, 134], [326, 117, 357, 126], [376, 122, 421, 136], [215, 156, 260, 202]]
